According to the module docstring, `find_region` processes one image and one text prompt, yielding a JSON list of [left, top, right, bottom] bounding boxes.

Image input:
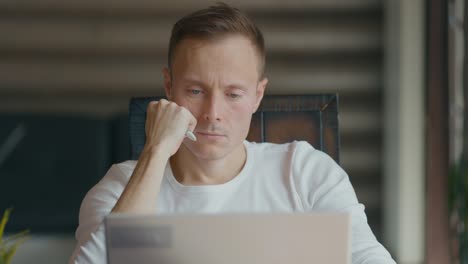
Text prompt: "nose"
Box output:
[[203, 94, 222, 122]]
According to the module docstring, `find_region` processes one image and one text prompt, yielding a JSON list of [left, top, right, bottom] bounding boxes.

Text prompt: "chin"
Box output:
[[183, 141, 234, 161]]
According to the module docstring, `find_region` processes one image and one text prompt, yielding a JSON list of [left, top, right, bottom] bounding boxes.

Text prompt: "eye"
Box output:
[[227, 93, 242, 99], [188, 89, 202, 95]]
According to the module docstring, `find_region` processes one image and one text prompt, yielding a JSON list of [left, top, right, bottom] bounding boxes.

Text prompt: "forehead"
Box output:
[[170, 35, 261, 81]]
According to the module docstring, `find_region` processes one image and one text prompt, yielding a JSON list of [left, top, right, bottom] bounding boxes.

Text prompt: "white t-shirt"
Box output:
[[70, 141, 396, 264]]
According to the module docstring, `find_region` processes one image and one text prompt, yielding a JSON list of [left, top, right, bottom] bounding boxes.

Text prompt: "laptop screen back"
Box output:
[[105, 213, 351, 264]]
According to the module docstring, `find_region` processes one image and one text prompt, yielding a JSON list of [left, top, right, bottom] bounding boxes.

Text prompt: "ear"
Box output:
[[253, 77, 268, 113], [163, 67, 172, 100]]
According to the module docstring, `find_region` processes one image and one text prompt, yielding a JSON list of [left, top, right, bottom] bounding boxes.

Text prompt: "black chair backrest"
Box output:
[[129, 94, 340, 163]]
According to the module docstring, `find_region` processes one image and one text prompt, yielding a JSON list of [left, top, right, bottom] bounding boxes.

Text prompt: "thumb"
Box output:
[[187, 114, 197, 133], [180, 106, 197, 133]]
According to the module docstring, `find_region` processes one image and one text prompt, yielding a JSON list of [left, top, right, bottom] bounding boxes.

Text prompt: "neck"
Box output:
[[170, 143, 247, 185]]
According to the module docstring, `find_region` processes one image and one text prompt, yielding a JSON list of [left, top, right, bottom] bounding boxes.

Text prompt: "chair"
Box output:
[[129, 94, 340, 163]]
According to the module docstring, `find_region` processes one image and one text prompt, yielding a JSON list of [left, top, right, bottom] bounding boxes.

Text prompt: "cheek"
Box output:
[[172, 96, 201, 117], [229, 103, 254, 132], [230, 103, 253, 119]]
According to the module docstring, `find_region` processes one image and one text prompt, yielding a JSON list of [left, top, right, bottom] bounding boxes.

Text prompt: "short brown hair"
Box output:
[[168, 2, 265, 78]]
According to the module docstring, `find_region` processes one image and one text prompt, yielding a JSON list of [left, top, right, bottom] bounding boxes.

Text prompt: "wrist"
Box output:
[[141, 143, 171, 161]]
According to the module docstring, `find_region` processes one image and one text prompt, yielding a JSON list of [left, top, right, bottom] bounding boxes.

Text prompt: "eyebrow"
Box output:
[[180, 77, 249, 91], [180, 77, 205, 86]]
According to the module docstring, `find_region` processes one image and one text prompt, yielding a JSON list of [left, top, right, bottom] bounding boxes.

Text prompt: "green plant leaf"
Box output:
[[0, 208, 29, 264], [3, 246, 18, 264], [3, 230, 29, 245], [1, 234, 28, 264], [0, 208, 12, 243]]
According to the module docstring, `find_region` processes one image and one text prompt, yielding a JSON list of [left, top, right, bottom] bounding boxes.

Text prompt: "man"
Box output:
[[70, 3, 396, 263]]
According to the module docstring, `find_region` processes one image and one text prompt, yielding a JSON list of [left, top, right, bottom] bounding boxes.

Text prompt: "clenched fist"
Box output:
[[144, 99, 197, 158]]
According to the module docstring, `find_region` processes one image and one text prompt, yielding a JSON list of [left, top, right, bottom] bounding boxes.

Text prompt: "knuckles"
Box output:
[[146, 99, 186, 117]]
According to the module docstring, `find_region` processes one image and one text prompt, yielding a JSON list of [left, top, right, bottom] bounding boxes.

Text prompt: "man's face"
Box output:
[[163, 34, 268, 160]]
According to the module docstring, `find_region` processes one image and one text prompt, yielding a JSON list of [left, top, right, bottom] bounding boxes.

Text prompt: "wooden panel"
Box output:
[[322, 97, 340, 160], [246, 113, 263, 142], [426, 0, 451, 262], [264, 112, 321, 147], [254, 95, 340, 163]]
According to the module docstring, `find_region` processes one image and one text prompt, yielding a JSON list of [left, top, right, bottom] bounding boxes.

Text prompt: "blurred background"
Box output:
[[0, 0, 459, 263]]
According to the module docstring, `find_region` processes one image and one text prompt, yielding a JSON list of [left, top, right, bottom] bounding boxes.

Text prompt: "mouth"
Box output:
[[197, 132, 225, 136], [196, 132, 226, 139]]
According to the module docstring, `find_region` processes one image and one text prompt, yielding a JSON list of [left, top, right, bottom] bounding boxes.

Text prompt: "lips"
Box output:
[[196, 132, 225, 137], [195, 131, 227, 141]]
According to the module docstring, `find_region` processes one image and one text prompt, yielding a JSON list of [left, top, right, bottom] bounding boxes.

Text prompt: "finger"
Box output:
[[145, 101, 159, 136], [187, 115, 197, 133], [146, 100, 159, 112], [180, 106, 197, 132]]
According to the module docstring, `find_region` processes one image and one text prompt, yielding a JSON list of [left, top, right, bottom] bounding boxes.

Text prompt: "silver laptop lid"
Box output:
[[105, 213, 351, 264]]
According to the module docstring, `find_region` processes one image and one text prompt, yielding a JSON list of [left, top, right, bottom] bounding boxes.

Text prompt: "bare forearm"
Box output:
[[112, 99, 196, 214], [111, 147, 169, 214]]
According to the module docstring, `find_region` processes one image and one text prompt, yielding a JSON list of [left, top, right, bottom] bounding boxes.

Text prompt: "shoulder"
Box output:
[[113, 160, 138, 181], [75, 160, 137, 242], [79, 160, 137, 206], [245, 140, 343, 179], [286, 141, 356, 210], [91, 160, 137, 198], [246, 140, 331, 164], [245, 140, 302, 155], [289, 141, 341, 173]]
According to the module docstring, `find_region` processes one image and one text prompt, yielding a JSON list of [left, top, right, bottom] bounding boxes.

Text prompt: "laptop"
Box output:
[[105, 213, 351, 264]]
